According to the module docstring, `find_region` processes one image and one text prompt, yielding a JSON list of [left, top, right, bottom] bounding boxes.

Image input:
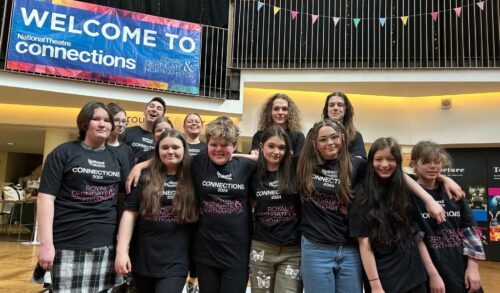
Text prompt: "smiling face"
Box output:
[[271, 98, 289, 128], [316, 126, 342, 160], [262, 135, 286, 171], [207, 137, 235, 165], [158, 136, 184, 173], [154, 122, 173, 141], [184, 114, 203, 136], [327, 95, 346, 122], [144, 101, 165, 123], [373, 147, 398, 181], [85, 107, 112, 144]]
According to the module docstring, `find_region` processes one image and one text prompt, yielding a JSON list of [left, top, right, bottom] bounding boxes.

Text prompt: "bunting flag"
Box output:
[[400, 16, 408, 25], [254, 0, 488, 27], [311, 14, 319, 24], [431, 12, 439, 21], [257, 1, 264, 11], [379, 18, 386, 27], [353, 18, 361, 28]]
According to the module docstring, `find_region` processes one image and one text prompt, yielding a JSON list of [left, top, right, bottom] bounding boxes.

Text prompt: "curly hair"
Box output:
[[257, 93, 302, 133], [205, 116, 240, 144]]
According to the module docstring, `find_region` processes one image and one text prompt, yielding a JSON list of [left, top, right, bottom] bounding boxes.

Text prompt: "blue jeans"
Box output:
[[301, 236, 362, 293]]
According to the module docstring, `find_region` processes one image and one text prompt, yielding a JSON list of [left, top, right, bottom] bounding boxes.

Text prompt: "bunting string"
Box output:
[[254, 0, 488, 27]]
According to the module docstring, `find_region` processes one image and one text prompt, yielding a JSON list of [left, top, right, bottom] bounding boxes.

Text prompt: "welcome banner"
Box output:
[[6, 0, 201, 95]]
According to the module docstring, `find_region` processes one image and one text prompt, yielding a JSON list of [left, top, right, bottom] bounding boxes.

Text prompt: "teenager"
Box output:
[[136, 116, 174, 163], [122, 97, 166, 161], [249, 126, 302, 293], [350, 137, 445, 293], [411, 141, 485, 293], [115, 130, 198, 293], [251, 93, 304, 157], [183, 113, 207, 157], [296, 120, 450, 293], [297, 119, 367, 293], [37, 102, 126, 292], [190, 117, 257, 293], [106, 103, 135, 180], [321, 92, 366, 158]]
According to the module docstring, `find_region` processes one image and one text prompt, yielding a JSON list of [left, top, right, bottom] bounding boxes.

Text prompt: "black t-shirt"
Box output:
[[350, 191, 427, 293], [251, 130, 305, 157], [349, 131, 366, 158], [107, 143, 135, 181], [413, 184, 481, 293], [136, 149, 154, 164], [191, 152, 257, 270], [124, 174, 191, 277], [300, 155, 366, 245], [250, 170, 301, 246], [187, 142, 207, 157], [39, 141, 123, 249], [121, 126, 154, 162]]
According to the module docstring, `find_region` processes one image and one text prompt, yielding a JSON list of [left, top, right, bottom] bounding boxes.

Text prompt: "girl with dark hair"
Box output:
[[184, 113, 207, 156], [115, 130, 198, 293], [190, 117, 257, 293], [411, 141, 484, 293], [249, 126, 302, 293], [37, 101, 126, 292], [321, 92, 366, 158], [350, 138, 444, 293], [252, 93, 304, 157]]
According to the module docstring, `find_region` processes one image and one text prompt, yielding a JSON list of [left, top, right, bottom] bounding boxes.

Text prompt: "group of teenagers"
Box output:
[[36, 93, 485, 293]]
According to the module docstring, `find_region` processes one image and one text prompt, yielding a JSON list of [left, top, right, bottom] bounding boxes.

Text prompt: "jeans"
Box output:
[[301, 236, 362, 293]]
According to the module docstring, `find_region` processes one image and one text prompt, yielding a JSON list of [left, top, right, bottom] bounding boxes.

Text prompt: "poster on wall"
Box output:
[[6, 0, 201, 95], [486, 151, 500, 242], [442, 149, 488, 222]]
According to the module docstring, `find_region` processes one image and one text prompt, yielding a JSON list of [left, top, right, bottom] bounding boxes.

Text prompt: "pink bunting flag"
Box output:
[[431, 12, 439, 21], [454, 7, 462, 17], [332, 17, 341, 26], [311, 14, 319, 24], [477, 1, 484, 10], [291, 10, 298, 20]]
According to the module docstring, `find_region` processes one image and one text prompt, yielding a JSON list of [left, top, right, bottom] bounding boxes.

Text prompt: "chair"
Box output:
[[0, 199, 36, 241]]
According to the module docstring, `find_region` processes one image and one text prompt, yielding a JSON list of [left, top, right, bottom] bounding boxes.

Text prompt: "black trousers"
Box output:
[[196, 263, 248, 293]]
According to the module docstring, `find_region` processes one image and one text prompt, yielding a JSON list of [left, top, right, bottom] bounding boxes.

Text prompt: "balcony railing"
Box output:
[[0, 0, 235, 99], [232, 0, 500, 69]]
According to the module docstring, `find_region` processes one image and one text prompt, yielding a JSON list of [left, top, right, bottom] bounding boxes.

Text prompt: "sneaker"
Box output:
[[186, 282, 199, 293]]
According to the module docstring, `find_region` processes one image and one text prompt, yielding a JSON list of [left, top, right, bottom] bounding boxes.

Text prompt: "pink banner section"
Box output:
[[488, 187, 500, 196], [7, 61, 168, 89]]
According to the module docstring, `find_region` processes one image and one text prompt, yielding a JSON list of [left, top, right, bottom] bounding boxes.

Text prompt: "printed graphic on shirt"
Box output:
[[257, 205, 297, 224], [203, 197, 243, 215], [71, 185, 116, 202], [426, 228, 464, 249]]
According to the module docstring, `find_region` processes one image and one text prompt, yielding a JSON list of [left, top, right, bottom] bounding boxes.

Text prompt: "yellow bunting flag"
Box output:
[[273, 6, 280, 15], [401, 16, 408, 25]]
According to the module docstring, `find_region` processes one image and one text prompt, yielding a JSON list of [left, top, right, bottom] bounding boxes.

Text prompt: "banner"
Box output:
[[6, 0, 201, 95]]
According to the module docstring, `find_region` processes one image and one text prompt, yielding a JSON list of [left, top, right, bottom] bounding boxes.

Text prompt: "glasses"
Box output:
[[114, 119, 128, 126]]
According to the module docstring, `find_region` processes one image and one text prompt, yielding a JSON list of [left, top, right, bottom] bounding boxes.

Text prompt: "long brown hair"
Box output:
[[257, 93, 302, 133], [297, 119, 353, 205], [140, 130, 198, 223], [321, 92, 357, 145]]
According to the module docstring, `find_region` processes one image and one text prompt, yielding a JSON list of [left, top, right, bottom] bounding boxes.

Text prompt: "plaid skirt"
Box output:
[[51, 245, 122, 293]]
